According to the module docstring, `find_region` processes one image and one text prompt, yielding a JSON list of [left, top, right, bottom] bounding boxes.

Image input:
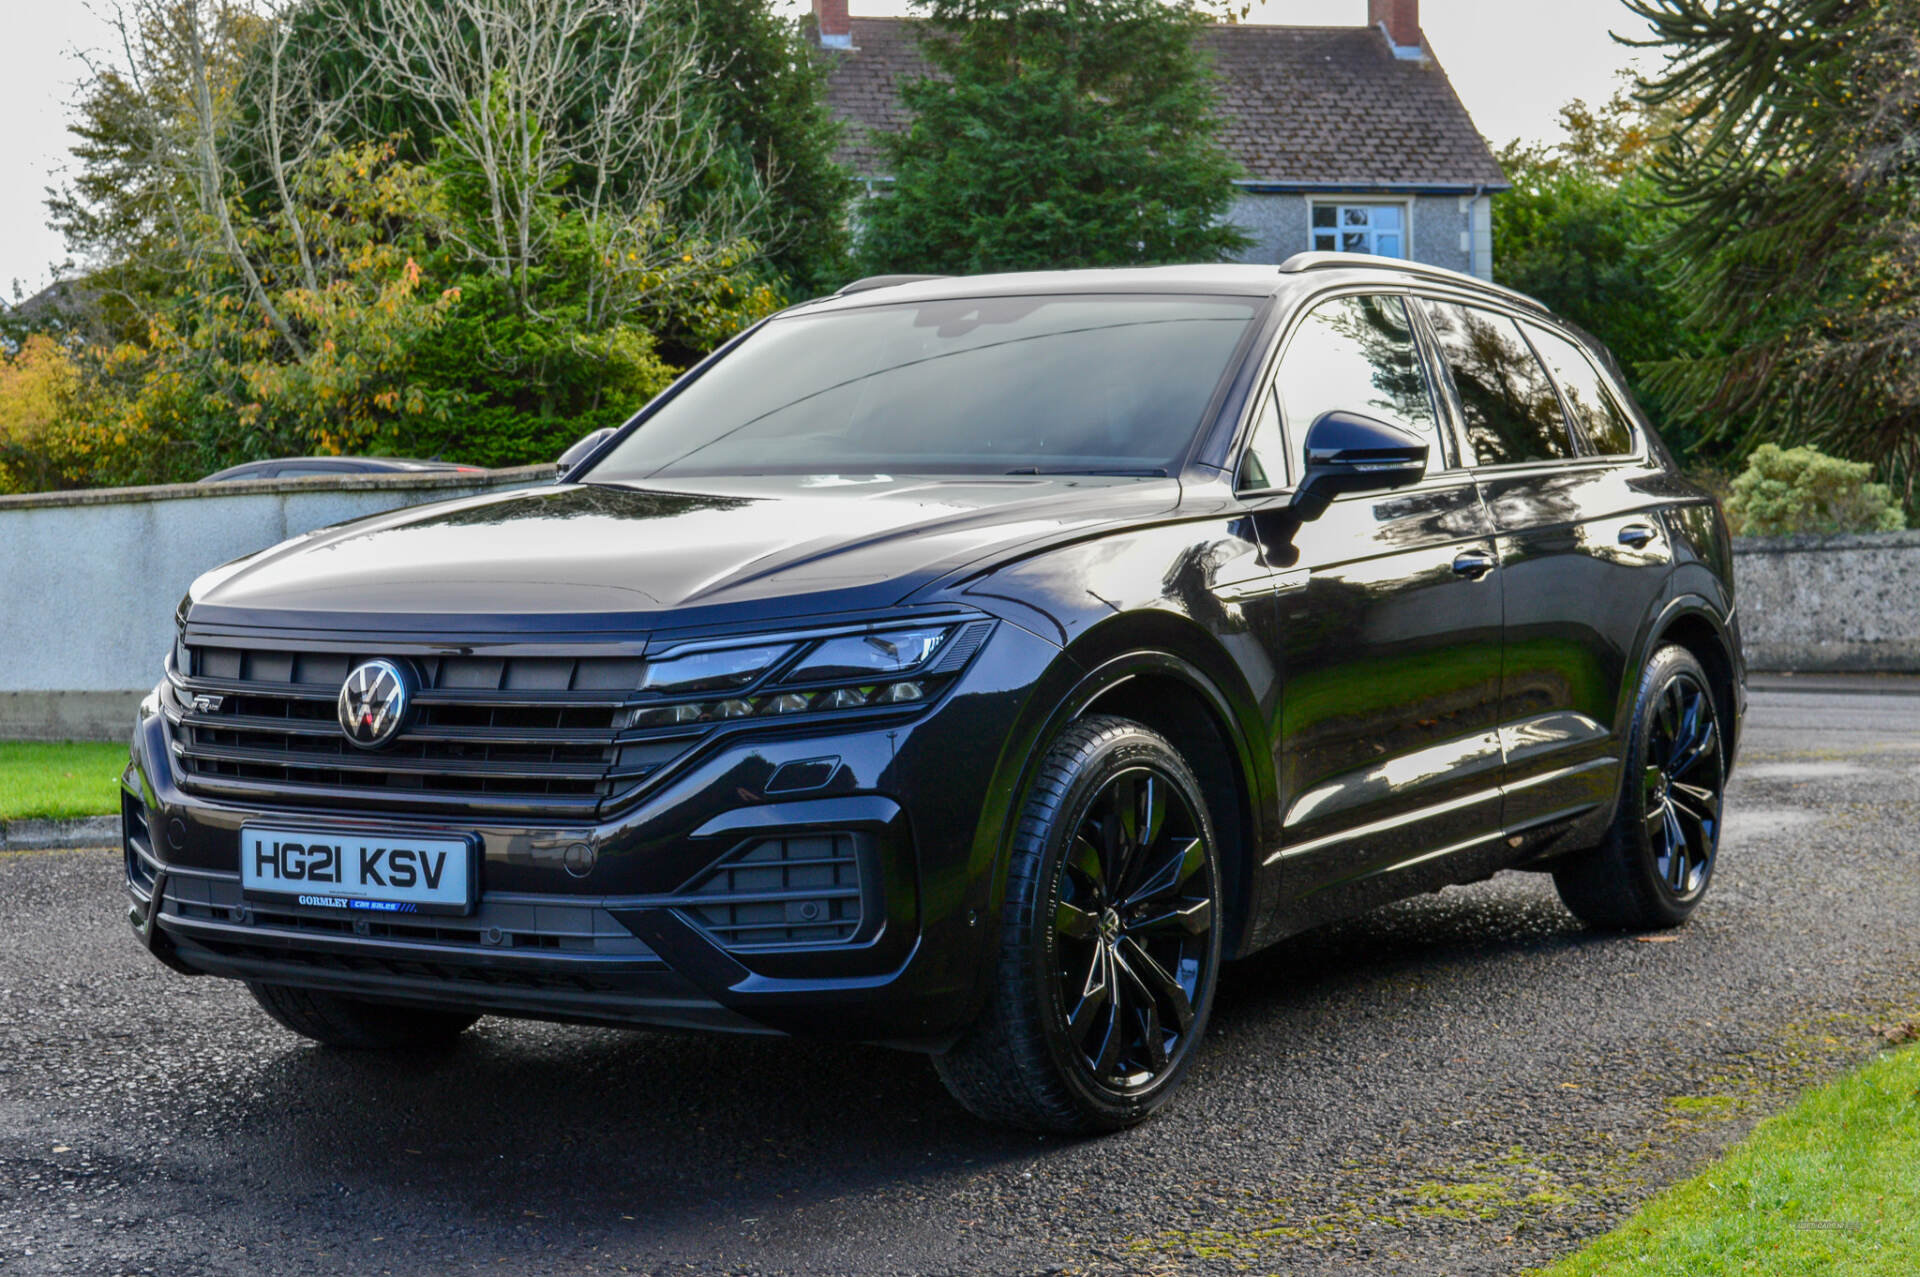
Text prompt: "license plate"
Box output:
[[240, 825, 475, 916]]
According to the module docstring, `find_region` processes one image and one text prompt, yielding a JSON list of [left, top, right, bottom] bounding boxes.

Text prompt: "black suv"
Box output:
[[124, 258, 1743, 1133]]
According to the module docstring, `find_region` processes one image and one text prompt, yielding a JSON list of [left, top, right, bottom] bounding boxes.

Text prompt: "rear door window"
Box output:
[[1523, 323, 1639, 456], [1272, 294, 1441, 473], [1417, 301, 1575, 467]]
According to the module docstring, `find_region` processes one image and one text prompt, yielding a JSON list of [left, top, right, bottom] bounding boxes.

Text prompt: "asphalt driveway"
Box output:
[[3, 680, 1917, 1275]]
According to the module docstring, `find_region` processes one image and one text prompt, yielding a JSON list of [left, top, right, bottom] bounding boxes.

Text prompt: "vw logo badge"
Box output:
[[338, 659, 414, 749]]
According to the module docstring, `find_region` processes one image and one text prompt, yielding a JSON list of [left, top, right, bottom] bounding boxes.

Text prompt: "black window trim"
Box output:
[[1407, 288, 1648, 475]]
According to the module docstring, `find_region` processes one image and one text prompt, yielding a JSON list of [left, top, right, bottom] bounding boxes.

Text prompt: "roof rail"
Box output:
[[1277, 252, 1549, 313], [835, 273, 949, 296]]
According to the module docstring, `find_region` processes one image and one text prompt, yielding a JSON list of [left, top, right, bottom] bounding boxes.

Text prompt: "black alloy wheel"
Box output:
[[1050, 766, 1215, 1090], [1641, 669, 1724, 901], [934, 716, 1224, 1134], [1555, 644, 1728, 930]]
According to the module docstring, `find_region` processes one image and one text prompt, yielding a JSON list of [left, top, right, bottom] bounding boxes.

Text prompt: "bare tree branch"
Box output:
[[328, 0, 765, 323]]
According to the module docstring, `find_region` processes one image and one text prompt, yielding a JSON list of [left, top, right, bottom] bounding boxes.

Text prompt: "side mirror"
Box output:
[[556, 427, 618, 479], [1291, 411, 1429, 521]]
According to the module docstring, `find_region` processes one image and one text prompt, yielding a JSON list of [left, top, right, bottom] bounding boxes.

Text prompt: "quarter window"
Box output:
[[1272, 294, 1440, 474], [1417, 301, 1575, 467], [1311, 203, 1408, 258], [1523, 323, 1638, 456], [1239, 388, 1288, 491]]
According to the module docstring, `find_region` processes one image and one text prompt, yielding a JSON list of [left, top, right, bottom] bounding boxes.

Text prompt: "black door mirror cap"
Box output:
[[1291, 410, 1430, 521]]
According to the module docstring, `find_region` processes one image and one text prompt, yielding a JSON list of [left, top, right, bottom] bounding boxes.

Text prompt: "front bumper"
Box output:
[[123, 622, 1064, 1048]]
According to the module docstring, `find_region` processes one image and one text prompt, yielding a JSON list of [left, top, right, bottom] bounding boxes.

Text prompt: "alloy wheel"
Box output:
[[1642, 671, 1724, 899], [1049, 766, 1216, 1092]]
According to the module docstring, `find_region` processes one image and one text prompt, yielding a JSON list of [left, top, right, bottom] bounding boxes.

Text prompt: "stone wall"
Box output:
[[4, 474, 1906, 741], [0, 467, 548, 740], [1733, 531, 1920, 672]]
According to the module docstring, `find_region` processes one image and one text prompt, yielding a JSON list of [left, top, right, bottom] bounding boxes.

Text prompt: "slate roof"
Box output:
[[820, 18, 1508, 191]]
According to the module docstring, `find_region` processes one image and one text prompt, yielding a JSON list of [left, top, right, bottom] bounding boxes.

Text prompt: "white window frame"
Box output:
[[1308, 200, 1413, 260]]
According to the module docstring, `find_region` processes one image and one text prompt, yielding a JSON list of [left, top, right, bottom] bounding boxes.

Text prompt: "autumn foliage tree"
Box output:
[[1492, 91, 1705, 450], [13, 0, 837, 490]]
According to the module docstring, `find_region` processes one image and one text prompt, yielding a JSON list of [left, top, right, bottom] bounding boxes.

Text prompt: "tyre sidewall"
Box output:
[[1018, 727, 1224, 1128], [1619, 646, 1719, 923]]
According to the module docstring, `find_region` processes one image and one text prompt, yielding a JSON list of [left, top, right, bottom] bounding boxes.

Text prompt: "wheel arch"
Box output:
[[988, 608, 1275, 960], [1635, 593, 1744, 773]]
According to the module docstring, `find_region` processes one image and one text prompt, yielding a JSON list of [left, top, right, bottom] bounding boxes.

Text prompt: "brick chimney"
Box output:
[[1369, 0, 1424, 59], [815, 0, 852, 49]]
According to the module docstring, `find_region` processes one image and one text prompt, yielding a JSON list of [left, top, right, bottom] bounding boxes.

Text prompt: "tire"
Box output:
[[247, 982, 479, 1050], [934, 715, 1225, 1134], [1554, 645, 1727, 931]]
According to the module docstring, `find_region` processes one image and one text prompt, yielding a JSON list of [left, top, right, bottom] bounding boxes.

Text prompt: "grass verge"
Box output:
[[0, 741, 126, 822], [1541, 1041, 1920, 1274]]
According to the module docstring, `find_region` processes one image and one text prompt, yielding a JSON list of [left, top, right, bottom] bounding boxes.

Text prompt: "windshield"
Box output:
[[584, 294, 1263, 479]]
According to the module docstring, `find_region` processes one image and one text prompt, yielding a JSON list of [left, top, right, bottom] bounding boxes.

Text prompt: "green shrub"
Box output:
[[1726, 443, 1906, 537]]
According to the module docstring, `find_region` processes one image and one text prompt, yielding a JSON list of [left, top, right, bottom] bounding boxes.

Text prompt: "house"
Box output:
[[812, 0, 1509, 279]]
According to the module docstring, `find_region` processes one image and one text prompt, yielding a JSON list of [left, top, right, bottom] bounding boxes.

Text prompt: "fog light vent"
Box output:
[[678, 834, 863, 949], [122, 791, 157, 896]]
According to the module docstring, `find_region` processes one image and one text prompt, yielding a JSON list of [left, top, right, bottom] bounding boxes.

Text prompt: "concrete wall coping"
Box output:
[[1733, 529, 1920, 555], [0, 464, 556, 734], [0, 464, 552, 512]]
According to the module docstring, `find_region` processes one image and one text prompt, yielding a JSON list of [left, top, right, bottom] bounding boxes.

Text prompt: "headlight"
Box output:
[[617, 621, 985, 732], [638, 644, 791, 696], [778, 627, 949, 684]]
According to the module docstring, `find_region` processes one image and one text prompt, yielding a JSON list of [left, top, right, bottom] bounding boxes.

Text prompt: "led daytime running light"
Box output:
[[619, 681, 929, 730]]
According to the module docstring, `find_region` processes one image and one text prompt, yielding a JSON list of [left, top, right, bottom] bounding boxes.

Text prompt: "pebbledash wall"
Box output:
[[0, 466, 548, 741], [1226, 190, 1496, 281], [1732, 531, 1920, 673], [0, 477, 1915, 741]]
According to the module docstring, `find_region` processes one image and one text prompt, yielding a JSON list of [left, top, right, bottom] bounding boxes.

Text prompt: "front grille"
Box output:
[[162, 619, 989, 819], [165, 643, 689, 817], [680, 834, 866, 948]]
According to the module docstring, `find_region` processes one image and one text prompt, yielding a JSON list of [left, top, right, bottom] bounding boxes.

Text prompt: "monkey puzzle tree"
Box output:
[[1629, 0, 1920, 499]]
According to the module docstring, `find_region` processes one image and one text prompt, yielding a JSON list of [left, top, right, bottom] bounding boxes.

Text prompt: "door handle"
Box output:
[[1618, 523, 1659, 549], [1452, 549, 1497, 580]]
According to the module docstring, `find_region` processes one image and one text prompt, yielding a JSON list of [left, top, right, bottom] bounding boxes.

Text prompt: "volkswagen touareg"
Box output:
[[123, 258, 1744, 1133]]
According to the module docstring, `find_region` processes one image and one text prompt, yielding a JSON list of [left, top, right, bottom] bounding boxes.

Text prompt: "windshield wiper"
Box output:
[[1004, 467, 1170, 478]]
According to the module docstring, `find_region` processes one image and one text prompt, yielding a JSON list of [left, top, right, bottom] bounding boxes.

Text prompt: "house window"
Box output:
[[1310, 203, 1408, 258]]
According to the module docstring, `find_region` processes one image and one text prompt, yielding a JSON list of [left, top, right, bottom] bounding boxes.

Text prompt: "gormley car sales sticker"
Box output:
[[239, 826, 474, 914]]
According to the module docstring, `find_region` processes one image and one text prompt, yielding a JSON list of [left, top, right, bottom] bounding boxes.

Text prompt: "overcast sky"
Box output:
[[1, 0, 1661, 297]]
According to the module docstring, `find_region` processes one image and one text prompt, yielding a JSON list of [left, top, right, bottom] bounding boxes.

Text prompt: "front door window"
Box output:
[[1273, 293, 1443, 471]]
